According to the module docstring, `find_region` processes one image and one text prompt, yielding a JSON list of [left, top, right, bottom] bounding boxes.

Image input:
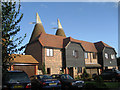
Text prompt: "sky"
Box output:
[[17, 2, 119, 56]]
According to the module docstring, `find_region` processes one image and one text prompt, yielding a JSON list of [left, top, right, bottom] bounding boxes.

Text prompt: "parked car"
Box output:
[[51, 74, 84, 88], [100, 69, 120, 81], [30, 75, 61, 89], [2, 70, 31, 90]]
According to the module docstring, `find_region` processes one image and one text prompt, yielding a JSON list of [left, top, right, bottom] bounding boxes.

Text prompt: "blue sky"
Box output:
[[18, 2, 118, 56]]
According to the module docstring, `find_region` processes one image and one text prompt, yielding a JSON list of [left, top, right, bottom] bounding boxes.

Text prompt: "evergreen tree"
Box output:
[[2, 0, 26, 73], [117, 57, 120, 66]]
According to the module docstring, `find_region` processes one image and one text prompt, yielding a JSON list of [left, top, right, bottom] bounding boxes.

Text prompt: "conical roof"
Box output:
[[29, 13, 46, 43], [55, 18, 66, 37]]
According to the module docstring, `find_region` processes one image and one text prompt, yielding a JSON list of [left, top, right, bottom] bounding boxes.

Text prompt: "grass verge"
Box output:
[[84, 81, 120, 88]]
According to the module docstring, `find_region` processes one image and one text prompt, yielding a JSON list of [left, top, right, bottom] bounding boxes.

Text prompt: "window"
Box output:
[[47, 68, 51, 74], [47, 49, 53, 56], [105, 53, 108, 59], [84, 52, 88, 59], [93, 53, 97, 59], [111, 54, 115, 59], [77, 67, 82, 73], [73, 50, 78, 58]]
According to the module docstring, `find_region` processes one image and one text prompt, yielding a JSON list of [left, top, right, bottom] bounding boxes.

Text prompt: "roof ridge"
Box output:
[[94, 41, 113, 48], [71, 37, 94, 44]]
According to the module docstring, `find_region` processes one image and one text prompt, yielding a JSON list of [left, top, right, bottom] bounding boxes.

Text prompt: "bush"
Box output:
[[81, 68, 91, 81], [94, 75, 104, 83], [93, 75, 108, 88], [75, 75, 81, 80]]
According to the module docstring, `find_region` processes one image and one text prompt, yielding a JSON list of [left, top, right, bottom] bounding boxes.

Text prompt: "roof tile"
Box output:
[[11, 54, 39, 64], [38, 33, 98, 52]]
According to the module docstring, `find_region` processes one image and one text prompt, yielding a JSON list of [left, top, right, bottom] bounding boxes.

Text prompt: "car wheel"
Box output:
[[112, 78, 116, 82]]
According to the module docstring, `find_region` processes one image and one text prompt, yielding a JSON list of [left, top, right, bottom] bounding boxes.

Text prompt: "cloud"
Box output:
[[51, 22, 56, 26]]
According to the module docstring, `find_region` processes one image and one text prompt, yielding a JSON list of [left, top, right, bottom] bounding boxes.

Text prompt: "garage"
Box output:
[[9, 54, 39, 77], [13, 65, 36, 77]]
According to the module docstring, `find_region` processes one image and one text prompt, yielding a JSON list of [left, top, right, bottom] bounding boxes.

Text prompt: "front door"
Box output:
[[68, 67, 73, 78]]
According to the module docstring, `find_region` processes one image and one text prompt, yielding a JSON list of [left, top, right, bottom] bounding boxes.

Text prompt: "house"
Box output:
[[25, 13, 117, 78], [68, 38, 101, 75], [63, 37, 85, 77], [94, 41, 117, 70], [25, 13, 117, 77], [8, 54, 39, 77]]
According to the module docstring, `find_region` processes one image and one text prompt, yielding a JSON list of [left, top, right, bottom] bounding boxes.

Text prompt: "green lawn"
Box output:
[[104, 82, 120, 88], [84, 81, 120, 88]]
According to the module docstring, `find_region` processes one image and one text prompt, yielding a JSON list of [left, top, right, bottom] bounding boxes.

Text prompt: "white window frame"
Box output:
[[84, 52, 88, 59], [105, 53, 108, 59], [47, 48, 53, 56], [73, 50, 78, 58], [111, 54, 115, 59]]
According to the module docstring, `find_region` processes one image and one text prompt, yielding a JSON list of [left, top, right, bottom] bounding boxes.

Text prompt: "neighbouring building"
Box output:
[[8, 54, 39, 77], [63, 37, 101, 76], [25, 13, 117, 78], [94, 41, 117, 70]]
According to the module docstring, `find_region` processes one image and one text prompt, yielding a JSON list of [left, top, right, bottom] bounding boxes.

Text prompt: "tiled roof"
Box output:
[[70, 37, 98, 52], [38, 33, 97, 52], [94, 41, 112, 48], [100, 41, 113, 48], [11, 54, 39, 64], [38, 33, 66, 48], [94, 41, 113, 52]]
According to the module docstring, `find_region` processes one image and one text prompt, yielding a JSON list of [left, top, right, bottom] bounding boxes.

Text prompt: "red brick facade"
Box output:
[[44, 48, 62, 75]]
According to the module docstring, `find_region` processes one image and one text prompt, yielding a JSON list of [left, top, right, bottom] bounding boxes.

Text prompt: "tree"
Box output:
[[81, 68, 90, 80], [42, 62, 46, 75], [2, 0, 26, 73], [117, 57, 120, 66]]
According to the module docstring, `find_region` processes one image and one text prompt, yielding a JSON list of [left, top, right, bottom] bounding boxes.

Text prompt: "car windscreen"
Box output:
[[61, 75, 73, 79], [5, 72, 30, 83], [38, 75, 52, 79], [117, 71, 120, 74]]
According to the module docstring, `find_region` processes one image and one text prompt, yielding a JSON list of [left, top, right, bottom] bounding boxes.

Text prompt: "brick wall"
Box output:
[[45, 48, 62, 75], [25, 41, 42, 69]]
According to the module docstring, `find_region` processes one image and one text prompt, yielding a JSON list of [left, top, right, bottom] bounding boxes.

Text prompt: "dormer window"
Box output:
[[73, 50, 78, 58], [111, 54, 115, 59], [105, 53, 108, 59]]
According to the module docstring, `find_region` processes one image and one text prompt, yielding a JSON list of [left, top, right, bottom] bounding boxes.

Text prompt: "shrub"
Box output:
[[81, 68, 91, 81], [94, 75, 104, 83], [75, 75, 81, 80], [59, 71, 64, 74]]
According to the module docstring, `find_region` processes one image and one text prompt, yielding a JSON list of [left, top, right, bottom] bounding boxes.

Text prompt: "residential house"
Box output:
[[25, 13, 117, 78], [64, 37, 101, 76], [94, 41, 117, 70]]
